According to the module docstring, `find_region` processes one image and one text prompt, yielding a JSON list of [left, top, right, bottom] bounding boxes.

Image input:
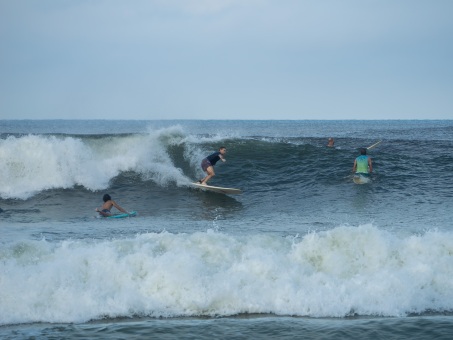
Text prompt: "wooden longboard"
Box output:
[[192, 183, 242, 195]]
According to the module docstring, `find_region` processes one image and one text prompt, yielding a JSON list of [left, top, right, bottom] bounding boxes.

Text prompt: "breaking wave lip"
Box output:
[[0, 124, 291, 200], [0, 126, 241, 200], [1, 225, 453, 325]]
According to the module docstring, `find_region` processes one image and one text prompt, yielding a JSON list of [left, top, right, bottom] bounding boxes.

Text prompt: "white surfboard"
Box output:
[[353, 174, 370, 185], [192, 183, 242, 195], [367, 140, 382, 150]]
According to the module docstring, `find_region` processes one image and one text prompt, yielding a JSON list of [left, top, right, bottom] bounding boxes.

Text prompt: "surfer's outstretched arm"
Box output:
[[111, 200, 128, 213]]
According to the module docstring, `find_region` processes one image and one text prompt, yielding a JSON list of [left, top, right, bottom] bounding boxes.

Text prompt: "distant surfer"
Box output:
[[352, 148, 373, 175], [198, 147, 227, 185], [327, 138, 335, 147], [95, 194, 128, 217]]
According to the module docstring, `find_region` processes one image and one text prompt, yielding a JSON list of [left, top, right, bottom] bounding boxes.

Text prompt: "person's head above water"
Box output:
[[103, 194, 112, 202], [360, 148, 367, 155]]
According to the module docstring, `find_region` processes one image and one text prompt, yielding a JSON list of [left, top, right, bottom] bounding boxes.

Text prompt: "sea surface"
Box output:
[[1, 120, 453, 339]]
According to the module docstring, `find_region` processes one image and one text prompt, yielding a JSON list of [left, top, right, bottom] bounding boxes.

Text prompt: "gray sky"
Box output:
[[1, 0, 452, 120]]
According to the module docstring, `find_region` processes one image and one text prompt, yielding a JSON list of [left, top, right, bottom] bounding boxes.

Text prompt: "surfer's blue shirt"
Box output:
[[206, 152, 221, 166], [355, 155, 369, 173]]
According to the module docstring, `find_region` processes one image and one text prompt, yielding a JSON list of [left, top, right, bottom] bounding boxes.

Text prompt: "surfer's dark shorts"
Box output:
[[201, 158, 212, 172], [101, 209, 111, 213]]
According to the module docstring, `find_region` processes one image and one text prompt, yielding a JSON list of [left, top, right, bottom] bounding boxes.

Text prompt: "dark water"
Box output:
[[1, 120, 453, 339], [2, 315, 453, 340]]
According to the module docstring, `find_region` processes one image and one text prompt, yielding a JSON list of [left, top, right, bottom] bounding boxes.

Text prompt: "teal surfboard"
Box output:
[[107, 211, 137, 218]]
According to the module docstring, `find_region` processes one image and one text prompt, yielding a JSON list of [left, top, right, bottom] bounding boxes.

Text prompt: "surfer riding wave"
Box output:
[[198, 147, 227, 186]]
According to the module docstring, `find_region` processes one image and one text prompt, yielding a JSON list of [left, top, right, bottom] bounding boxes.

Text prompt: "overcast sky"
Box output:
[[0, 0, 452, 120]]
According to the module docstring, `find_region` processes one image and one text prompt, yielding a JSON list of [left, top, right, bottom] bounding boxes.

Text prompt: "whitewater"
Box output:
[[1, 120, 453, 339]]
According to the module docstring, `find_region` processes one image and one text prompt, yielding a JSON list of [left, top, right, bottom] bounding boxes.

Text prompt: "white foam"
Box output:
[[1, 225, 453, 325], [0, 126, 229, 199]]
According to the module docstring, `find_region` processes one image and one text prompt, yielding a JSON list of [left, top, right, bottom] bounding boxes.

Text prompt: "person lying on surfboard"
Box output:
[[352, 148, 373, 175], [198, 147, 227, 185], [95, 194, 128, 217]]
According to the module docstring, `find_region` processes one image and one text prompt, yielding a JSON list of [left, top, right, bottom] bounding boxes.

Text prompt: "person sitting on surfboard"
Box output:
[[95, 194, 128, 217], [198, 147, 227, 185], [352, 148, 373, 175], [327, 138, 335, 147]]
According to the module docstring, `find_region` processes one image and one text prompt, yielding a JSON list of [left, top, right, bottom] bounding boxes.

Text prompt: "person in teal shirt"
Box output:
[[353, 148, 373, 174]]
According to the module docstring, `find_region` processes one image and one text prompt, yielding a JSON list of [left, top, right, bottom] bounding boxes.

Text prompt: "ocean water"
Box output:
[[0, 120, 452, 339]]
